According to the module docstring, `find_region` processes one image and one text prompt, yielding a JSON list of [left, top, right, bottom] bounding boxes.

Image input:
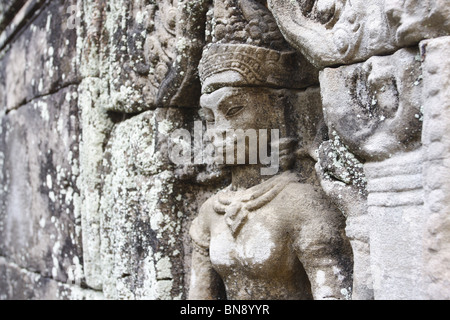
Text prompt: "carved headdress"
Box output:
[[199, 0, 314, 93]]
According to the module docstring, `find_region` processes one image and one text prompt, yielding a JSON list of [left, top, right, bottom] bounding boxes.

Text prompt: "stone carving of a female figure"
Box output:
[[189, 0, 353, 300]]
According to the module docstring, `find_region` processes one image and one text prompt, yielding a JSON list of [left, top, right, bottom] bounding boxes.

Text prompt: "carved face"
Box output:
[[267, 0, 448, 67], [200, 87, 287, 165], [319, 48, 423, 161], [267, 0, 384, 66]]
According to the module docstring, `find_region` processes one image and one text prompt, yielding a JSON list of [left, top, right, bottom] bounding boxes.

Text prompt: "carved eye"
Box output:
[[226, 106, 244, 117]]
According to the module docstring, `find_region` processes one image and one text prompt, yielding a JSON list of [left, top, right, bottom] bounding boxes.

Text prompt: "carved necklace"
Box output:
[[213, 171, 299, 237]]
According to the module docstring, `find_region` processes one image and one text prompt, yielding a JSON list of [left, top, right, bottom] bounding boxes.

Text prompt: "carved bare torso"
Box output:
[[208, 196, 313, 299], [190, 172, 353, 300]]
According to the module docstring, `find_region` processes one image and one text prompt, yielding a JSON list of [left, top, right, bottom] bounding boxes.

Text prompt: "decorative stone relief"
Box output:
[[188, 0, 353, 300], [319, 48, 423, 162], [268, 0, 450, 67], [315, 39, 429, 298], [0, 0, 449, 302], [106, 0, 209, 113]]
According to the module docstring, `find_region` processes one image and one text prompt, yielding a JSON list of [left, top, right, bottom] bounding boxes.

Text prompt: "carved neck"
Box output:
[[231, 138, 295, 191], [230, 138, 297, 190], [231, 165, 275, 191]]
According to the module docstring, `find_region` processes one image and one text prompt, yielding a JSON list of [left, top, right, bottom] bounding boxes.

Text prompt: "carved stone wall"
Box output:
[[0, 0, 449, 300]]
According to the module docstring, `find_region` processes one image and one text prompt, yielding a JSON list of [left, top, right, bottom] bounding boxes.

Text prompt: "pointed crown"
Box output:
[[199, 0, 306, 93]]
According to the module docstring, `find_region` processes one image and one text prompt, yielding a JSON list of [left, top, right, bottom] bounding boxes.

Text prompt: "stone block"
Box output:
[[0, 0, 79, 113], [364, 149, 426, 299], [99, 108, 204, 299], [76, 77, 114, 291], [421, 36, 450, 300], [0, 85, 83, 285], [0, 257, 103, 300]]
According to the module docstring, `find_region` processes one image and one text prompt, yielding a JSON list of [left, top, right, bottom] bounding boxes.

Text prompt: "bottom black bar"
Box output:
[[0, 299, 436, 319]]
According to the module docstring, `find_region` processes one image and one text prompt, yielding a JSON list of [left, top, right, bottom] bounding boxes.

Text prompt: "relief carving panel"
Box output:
[[319, 47, 423, 162], [73, 0, 450, 301], [0, 0, 445, 301], [106, 0, 209, 113], [188, 0, 353, 300], [268, 0, 450, 67]]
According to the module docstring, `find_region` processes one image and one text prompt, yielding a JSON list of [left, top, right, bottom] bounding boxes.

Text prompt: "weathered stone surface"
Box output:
[[320, 47, 423, 162], [317, 42, 432, 300], [190, 1, 352, 299], [100, 109, 186, 299], [76, 0, 227, 298], [421, 36, 450, 300], [0, 0, 79, 113], [199, 0, 318, 94], [105, 0, 208, 113], [0, 86, 83, 286], [190, 172, 353, 300], [1, 0, 449, 302], [268, 0, 450, 68], [315, 133, 371, 300], [0, 257, 103, 300], [98, 108, 226, 299], [0, 0, 47, 52], [289, 87, 327, 167], [0, 0, 26, 33], [365, 149, 426, 299], [77, 77, 113, 291]]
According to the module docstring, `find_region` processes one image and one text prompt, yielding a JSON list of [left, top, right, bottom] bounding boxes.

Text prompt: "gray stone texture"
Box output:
[[319, 48, 423, 162], [0, 86, 82, 286], [99, 108, 200, 299], [0, 0, 93, 300], [364, 149, 426, 299], [0, 256, 103, 300], [421, 36, 450, 300], [0, 0, 449, 300], [0, 0, 80, 113], [0, 0, 27, 33], [268, 0, 450, 68]]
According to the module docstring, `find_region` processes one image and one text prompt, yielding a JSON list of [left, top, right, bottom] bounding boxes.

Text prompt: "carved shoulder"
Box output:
[[189, 195, 217, 253], [273, 182, 346, 240], [277, 182, 336, 217]]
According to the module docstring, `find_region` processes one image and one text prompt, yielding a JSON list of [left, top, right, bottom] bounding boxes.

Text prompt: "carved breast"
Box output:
[[206, 183, 315, 299], [209, 209, 295, 277]]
